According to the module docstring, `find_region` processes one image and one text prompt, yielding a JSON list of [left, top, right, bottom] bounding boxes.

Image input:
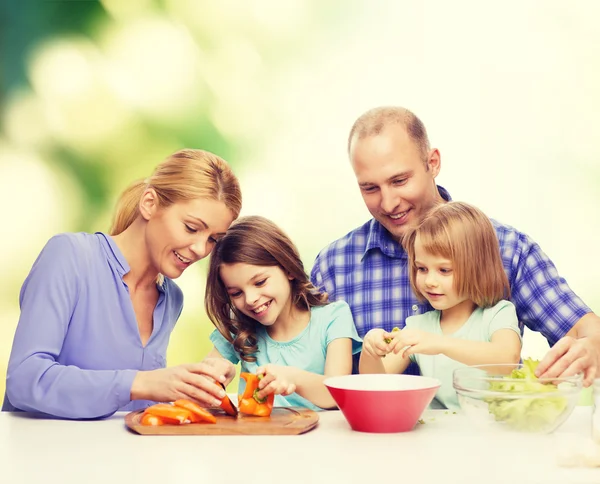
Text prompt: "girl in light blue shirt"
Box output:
[[359, 202, 522, 409], [206, 216, 362, 411]]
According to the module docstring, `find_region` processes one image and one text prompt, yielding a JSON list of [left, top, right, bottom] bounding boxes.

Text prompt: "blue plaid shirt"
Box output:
[[310, 186, 591, 347]]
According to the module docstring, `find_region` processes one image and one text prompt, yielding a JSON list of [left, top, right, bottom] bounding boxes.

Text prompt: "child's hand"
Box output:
[[255, 364, 296, 400], [363, 328, 393, 358], [390, 328, 443, 357]]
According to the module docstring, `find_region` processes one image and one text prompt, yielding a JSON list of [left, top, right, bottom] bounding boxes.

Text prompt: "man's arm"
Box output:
[[536, 312, 600, 386], [494, 222, 598, 386]]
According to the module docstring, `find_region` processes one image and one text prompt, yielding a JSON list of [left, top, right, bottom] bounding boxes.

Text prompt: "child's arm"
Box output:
[[436, 330, 521, 370], [359, 328, 411, 375], [294, 338, 354, 409], [257, 338, 354, 409], [394, 304, 522, 371]]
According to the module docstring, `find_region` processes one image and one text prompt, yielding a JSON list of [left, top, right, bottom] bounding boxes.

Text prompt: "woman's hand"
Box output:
[[254, 364, 296, 400], [131, 360, 232, 407], [202, 357, 237, 386]]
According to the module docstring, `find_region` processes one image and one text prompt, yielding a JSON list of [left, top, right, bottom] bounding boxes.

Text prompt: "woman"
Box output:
[[3, 149, 242, 419]]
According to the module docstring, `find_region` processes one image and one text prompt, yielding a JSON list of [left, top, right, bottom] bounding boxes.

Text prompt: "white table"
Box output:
[[0, 407, 598, 484]]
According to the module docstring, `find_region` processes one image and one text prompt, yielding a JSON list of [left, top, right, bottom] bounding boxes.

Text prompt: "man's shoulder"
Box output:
[[490, 218, 534, 249], [314, 219, 374, 260]]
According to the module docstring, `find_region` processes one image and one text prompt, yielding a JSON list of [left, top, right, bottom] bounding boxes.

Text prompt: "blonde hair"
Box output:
[[109, 149, 242, 235], [403, 201, 510, 308], [205, 216, 329, 362], [348, 106, 430, 163]]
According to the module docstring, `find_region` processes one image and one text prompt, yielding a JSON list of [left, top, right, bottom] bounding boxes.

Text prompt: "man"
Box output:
[[310, 106, 600, 385]]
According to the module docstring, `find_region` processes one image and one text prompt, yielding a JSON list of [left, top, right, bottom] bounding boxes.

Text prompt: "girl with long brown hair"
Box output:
[[205, 215, 362, 410]]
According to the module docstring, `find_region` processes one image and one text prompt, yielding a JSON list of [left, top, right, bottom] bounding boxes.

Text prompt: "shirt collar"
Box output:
[[98, 232, 130, 276], [363, 185, 452, 259], [97, 232, 166, 291]]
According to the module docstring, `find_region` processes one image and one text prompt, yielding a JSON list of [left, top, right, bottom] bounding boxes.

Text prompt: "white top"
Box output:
[[1, 406, 598, 484]]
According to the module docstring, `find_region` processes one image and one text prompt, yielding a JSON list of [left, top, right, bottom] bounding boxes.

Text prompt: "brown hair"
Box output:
[[403, 201, 510, 308], [348, 106, 430, 164], [205, 215, 329, 362], [109, 149, 242, 235]]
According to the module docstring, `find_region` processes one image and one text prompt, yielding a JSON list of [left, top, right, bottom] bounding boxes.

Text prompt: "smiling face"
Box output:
[[219, 262, 294, 328], [144, 196, 235, 279], [413, 234, 471, 312], [350, 124, 442, 241]]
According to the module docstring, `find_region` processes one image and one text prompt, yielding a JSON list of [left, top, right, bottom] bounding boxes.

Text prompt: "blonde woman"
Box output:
[[3, 149, 242, 419], [359, 201, 522, 409]]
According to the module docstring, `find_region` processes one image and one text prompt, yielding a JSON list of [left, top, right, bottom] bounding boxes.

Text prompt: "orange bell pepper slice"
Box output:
[[143, 403, 194, 424], [173, 399, 217, 424], [140, 413, 166, 426], [238, 372, 274, 417], [217, 382, 238, 417]]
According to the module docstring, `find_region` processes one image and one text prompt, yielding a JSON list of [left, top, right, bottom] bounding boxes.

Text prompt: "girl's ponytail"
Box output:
[[109, 179, 146, 236]]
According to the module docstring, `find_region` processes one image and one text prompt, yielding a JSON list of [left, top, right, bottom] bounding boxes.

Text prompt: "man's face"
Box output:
[[350, 124, 441, 241]]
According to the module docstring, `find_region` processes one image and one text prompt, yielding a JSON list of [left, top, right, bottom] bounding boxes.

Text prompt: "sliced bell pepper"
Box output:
[[140, 410, 181, 426], [143, 403, 194, 424], [140, 413, 166, 426], [173, 399, 217, 424], [238, 372, 274, 417], [217, 382, 239, 416]]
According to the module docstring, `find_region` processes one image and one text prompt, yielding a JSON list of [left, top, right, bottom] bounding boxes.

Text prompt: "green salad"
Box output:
[[485, 358, 568, 432]]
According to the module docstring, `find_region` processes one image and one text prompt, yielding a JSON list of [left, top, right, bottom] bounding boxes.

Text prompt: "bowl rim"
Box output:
[[452, 364, 584, 396], [323, 373, 441, 392]]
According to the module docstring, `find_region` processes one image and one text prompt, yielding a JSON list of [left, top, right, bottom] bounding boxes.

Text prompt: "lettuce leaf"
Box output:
[[485, 358, 567, 432]]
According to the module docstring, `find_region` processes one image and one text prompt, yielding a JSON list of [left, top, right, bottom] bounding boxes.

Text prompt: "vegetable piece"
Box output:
[[383, 326, 400, 344], [173, 399, 217, 424], [217, 382, 238, 416], [143, 403, 195, 424], [140, 413, 166, 426], [485, 358, 568, 432], [382, 327, 401, 357], [238, 372, 274, 417]]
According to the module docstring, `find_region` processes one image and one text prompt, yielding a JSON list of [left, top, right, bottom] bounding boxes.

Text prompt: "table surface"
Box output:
[[1, 406, 599, 484]]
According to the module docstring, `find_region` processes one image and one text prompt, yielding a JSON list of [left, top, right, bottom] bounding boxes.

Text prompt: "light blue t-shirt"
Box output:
[[210, 300, 362, 411], [405, 300, 521, 410]]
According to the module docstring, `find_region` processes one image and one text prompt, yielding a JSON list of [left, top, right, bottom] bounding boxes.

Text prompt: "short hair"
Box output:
[[205, 215, 329, 362], [347, 106, 430, 162], [402, 201, 510, 308]]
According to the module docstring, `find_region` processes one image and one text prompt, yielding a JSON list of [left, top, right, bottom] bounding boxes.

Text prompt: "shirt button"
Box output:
[[412, 305, 418, 312]]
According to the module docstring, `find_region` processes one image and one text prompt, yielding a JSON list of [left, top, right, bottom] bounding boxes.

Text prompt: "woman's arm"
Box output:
[[6, 236, 228, 418], [6, 236, 139, 419]]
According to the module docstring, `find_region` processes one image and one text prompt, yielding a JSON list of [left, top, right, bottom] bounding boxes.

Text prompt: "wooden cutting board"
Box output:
[[125, 407, 319, 436]]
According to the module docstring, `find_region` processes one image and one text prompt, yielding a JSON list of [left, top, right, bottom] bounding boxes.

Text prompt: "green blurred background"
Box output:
[[1, 0, 599, 398]]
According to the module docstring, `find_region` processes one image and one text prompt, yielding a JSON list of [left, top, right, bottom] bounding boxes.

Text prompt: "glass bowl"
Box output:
[[453, 364, 583, 434]]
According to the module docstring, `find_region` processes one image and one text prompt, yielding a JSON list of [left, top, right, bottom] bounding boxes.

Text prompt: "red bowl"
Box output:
[[324, 374, 441, 433]]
